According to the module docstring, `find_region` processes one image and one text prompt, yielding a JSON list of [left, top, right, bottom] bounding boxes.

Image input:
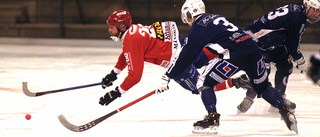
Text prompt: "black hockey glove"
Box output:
[[99, 86, 121, 106], [102, 70, 118, 89]]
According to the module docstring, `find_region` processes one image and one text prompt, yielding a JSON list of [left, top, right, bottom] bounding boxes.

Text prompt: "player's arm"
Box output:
[[276, 5, 304, 61], [266, 5, 306, 72], [167, 25, 210, 78], [284, 18, 306, 73], [101, 53, 127, 88], [284, 22, 304, 61], [193, 48, 219, 68], [114, 52, 128, 72], [99, 40, 145, 106], [179, 34, 218, 68], [117, 39, 145, 93]]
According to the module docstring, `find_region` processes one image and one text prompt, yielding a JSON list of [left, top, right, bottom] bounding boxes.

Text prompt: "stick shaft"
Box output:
[[59, 90, 156, 132], [119, 90, 155, 111], [22, 82, 101, 97], [38, 83, 101, 95]]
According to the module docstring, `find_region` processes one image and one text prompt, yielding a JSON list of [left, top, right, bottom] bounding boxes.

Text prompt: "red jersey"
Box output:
[[114, 21, 181, 92]]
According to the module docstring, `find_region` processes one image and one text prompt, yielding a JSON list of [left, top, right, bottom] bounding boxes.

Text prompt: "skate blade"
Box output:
[[268, 106, 279, 113], [289, 115, 298, 134], [236, 109, 243, 115], [237, 106, 248, 114], [236, 110, 241, 115], [192, 125, 218, 134], [291, 124, 298, 134]]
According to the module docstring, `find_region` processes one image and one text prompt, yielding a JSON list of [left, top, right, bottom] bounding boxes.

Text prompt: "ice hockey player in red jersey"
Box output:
[[98, 10, 250, 106]]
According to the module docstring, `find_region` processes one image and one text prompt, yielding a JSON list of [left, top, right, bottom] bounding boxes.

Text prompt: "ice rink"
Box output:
[[1, 37, 319, 137]]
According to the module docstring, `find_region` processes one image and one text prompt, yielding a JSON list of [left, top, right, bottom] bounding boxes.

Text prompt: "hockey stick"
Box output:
[[22, 82, 101, 97], [58, 90, 155, 132]]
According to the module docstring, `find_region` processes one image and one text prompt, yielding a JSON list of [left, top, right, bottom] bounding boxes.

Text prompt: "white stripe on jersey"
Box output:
[[253, 28, 285, 39], [205, 43, 230, 59]]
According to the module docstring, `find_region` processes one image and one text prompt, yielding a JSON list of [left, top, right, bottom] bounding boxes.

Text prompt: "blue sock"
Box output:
[[262, 86, 284, 108], [201, 87, 217, 111], [246, 89, 257, 99]]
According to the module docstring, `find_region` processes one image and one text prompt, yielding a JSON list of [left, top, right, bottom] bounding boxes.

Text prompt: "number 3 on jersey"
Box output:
[[267, 5, 289, 20], [213, 17, 238, 32]]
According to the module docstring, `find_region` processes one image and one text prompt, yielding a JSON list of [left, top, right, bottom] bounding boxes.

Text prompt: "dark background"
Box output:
[[0, 0, 319, 43]]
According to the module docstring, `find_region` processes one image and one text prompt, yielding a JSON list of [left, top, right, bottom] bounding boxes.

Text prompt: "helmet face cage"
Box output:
[[304, 0, 320, 23], [181, 7, 193, 24], [181, 0, 205, 25]]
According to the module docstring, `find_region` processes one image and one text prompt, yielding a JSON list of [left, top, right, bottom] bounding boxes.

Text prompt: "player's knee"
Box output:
[[276, 61, 293, 75], [277, 67, 293, 76], [198, 86, 211, 93], [191, 89, 199, 94], [251, 82, 270, 97]]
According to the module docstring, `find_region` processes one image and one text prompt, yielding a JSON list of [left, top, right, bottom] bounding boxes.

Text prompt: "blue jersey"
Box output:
[[245, 4, 306, 61], [167, 14, 259, 78]]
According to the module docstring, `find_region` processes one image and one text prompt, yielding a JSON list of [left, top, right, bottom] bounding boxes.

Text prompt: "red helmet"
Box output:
[[107, 10, 132, 29]]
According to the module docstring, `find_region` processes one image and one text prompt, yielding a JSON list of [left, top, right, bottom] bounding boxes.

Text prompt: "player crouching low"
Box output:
[[171, 0, 298, 134]]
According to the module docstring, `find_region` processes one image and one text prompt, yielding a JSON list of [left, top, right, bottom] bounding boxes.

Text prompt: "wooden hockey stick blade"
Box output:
[[58, 90, 155, 132], [22, 82, 36, 97], [58, 115, 82, 132], [22, 82, 101, 97], [58, 110, 118, 132]]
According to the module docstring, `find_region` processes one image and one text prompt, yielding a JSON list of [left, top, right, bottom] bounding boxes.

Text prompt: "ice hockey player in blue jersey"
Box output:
[[166, 0, 298, 134], [237, 0, 320, 114], [307, 50, 320, 84]]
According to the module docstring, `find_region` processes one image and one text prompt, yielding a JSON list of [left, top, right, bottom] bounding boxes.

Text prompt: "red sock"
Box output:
[[213, 78, 233, 91]]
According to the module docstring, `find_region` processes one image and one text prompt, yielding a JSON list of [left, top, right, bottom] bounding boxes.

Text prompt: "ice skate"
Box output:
[[278, 102, 298, 134], [237, 96, 254, 114], [192, 112, 220, 134], [267, 105, 279, 113], [282, 94, 296, 113], [232, 74, 253, 90], [269, 95, 296, 113]]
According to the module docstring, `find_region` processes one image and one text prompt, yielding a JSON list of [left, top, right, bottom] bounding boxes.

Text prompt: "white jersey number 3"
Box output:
[[267, 5, 289, 20], [213, 17, 239, 32]]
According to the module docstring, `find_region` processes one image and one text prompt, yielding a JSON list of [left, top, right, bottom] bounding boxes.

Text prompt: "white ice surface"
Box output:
[[0, 38, 319, 137]]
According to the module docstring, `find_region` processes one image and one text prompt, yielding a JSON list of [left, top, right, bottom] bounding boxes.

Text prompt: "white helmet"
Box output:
[[181, 0, 206, 26], [303, 0, 320, 23]]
